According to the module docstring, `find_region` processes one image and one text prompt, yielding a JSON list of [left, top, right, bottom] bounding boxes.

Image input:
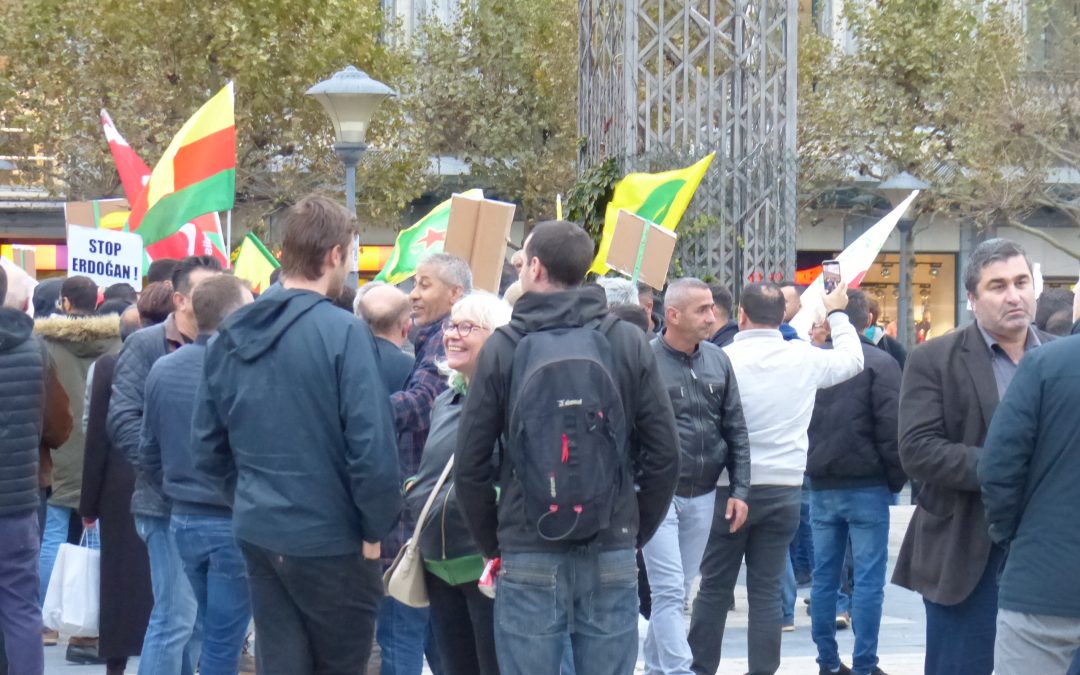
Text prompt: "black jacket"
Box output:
[[708, 321, 739, 348], [0, 308, 50, 516], [455, 284, 680, 556], [806, 337, 905, 493], [108, 322, 174, 517], [651, 335, 750, 499], [191, 289, 402, 557], [980, 335, 1080, 618]]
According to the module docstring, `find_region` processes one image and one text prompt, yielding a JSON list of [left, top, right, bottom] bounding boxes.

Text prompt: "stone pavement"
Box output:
[[46, 505, 926, 674]]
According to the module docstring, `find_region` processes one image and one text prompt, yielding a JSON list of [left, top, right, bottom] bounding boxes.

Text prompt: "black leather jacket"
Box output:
[[651, 335, 751, 500]]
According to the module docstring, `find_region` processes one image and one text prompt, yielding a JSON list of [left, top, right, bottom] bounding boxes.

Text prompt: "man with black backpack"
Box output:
[[455, 220, 680, 675]]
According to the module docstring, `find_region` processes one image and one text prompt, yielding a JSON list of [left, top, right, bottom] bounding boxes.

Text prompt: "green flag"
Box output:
[[375, 189, 485, 285]]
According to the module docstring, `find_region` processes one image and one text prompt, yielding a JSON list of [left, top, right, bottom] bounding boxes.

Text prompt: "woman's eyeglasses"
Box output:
[[442, 320, 489, 338]]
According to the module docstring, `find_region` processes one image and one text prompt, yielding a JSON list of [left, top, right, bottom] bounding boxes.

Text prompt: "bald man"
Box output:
[[356, 283, 414, 393]]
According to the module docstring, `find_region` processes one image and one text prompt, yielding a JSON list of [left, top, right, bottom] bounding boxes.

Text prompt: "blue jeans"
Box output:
[[135, 514, 201, 675], [171, 514, 250, 675], [38, 504, 72, 604], [0, 513, 44, 674], [642, 493, 715, 674], [495, 547, 639, 675], [791, 477, 814, 581], [781, 557, 796, 625], [923, 545, 1004, 675], [377, 596, 433, 675], [809, 487, 890, 675]]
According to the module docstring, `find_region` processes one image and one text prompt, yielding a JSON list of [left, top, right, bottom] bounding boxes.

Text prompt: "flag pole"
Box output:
[[226, 210, 232, 255]]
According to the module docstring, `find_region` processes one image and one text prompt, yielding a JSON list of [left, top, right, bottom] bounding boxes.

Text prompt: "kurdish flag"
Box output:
[[101, 110, 229, 267], [375, 189, 485, 285], [127, 83, 236, 248], [590, 153, 715, 275], [232, 232, 280, 294]]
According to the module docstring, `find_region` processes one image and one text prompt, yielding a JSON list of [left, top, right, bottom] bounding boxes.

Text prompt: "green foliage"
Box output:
[[0, 0, 429, 232], [406, 0, 578, 225], [566, 157, 621, 243], [798, 0, 1047, 225]]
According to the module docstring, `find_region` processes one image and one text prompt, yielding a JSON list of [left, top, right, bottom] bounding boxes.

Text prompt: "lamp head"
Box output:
[[306, 66, 396, 145]]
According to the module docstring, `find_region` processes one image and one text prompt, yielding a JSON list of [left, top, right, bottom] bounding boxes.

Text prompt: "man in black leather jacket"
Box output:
[[644, 277, 751, 675]]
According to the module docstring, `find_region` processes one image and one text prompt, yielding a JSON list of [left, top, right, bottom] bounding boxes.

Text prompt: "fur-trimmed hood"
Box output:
[[34, 314, 121, 359]]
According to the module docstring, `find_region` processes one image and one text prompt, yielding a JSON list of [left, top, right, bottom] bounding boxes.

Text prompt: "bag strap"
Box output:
[[409, 455, 455, 543]]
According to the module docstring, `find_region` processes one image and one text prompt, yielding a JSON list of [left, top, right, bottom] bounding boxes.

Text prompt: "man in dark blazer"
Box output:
[[893, 238, 1053, 675]]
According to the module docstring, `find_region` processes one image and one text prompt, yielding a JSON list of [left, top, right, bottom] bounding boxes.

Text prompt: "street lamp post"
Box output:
[[306, 66, 396, 287], [879, 172, 929, 350]]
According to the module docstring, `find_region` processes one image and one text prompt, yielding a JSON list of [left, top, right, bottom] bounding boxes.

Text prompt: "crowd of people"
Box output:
[[1, 193, 1080, 675]]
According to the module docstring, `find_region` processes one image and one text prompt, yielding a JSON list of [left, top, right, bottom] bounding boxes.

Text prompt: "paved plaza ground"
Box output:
[[45, 504, 927, 675]]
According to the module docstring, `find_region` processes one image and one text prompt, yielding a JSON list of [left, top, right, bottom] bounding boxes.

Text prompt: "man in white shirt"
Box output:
[[687, 281, 864, 675]]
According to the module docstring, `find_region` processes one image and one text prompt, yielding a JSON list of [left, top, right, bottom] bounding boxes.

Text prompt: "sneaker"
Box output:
[[836, 612, 851, 629], [66, 637, 107, 665], [782, 622, 795, 632], [818, 664, 853, 675], [42, 629, 58, 646]]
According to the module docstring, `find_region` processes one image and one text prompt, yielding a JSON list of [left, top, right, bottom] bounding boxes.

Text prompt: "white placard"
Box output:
[[67, 225, 144, 287]]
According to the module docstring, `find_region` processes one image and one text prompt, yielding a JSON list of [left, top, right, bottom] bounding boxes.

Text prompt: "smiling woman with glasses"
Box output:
[[405, 292, 511, 675]]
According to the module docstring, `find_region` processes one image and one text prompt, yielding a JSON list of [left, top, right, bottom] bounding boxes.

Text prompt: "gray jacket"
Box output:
[[651, 335, 751, 500]]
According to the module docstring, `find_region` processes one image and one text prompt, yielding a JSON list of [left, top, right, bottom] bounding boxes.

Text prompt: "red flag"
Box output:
[[100, 109, 230, 268]]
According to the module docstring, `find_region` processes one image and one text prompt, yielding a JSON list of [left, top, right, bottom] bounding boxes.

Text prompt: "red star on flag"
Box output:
[[417, 228, 446, 249]]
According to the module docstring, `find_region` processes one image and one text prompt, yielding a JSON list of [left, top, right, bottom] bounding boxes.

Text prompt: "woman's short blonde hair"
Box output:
[[450, 291, 512, 331], [439, 292, 512, 390]]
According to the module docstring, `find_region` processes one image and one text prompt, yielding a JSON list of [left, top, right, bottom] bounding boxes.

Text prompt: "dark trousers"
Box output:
[[240, 541, 383, 675], [688, 486, 801, 675], [923, 545, 1004, 675], [0, 513, 44, 675], [424, 570, 498, 675]]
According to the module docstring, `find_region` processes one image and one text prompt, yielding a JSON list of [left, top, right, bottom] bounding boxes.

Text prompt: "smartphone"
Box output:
[[822, 260, 841, 293]]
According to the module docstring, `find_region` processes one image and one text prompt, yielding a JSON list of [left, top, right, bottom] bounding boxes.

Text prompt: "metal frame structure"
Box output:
[[579, 0, 798, 290]]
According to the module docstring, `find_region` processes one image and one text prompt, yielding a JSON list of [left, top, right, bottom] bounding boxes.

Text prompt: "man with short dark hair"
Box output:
[[645, 277, 750, 675], [688, 281, 863, 675], [456, 220, 680, 675], [109, 254, 223, 675], [708, 283, 738, 347], [805, 290, 904, 675], [893, 238, 1052, 675], [35, 275, 122, 664], [0, 264, 73, 675], [141, 275, 254, 675], [192, 195, 400, 673]]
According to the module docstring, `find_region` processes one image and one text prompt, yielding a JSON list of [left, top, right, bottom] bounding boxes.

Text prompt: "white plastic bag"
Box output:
[[42, 528, 100, 637]]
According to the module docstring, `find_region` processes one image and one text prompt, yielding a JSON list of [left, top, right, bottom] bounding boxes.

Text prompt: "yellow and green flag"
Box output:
[[233, 232, 280, 294], [589, 153, 715, 275], [375, 189, 485, 285]]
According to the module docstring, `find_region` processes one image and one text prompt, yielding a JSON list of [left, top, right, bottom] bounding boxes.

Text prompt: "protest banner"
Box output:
[[443, 193, 516, 294], [604, 209, 677, 291], [67, 225, 144, 287]]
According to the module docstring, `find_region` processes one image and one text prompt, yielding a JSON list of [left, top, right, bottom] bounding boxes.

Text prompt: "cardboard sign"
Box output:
[[67, 225, 144, 287], [605, 210, 677, 290], [443, 194, 516, 293], [8, 245, 37, 279], [65, 199, 131, 230]]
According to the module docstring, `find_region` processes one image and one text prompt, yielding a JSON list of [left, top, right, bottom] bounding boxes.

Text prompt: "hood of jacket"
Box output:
[[509, 284, 608, 333], [216, 288, 329, 362], [34, 314, 121, 359], [0, 306, 33, 352]]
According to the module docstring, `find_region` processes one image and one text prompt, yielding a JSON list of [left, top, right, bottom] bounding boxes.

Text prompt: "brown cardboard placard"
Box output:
[[604, 209, 677, 290], [11, 246, 36, 279], [64, 199, 130, 230], [443, 194, 516, 293]]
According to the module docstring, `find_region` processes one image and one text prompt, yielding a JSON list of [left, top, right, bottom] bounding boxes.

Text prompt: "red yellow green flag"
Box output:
[[375, 189, 485, 285], [127, 83, 236, 247], [590, 153, 715, 275]]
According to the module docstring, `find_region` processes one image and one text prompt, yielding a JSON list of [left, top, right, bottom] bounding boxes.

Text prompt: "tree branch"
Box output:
[[1006, 218, 1080, 261]]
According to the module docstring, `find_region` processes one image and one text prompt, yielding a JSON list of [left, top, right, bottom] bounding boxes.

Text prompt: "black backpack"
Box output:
[[501, 315, 628, 542]]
